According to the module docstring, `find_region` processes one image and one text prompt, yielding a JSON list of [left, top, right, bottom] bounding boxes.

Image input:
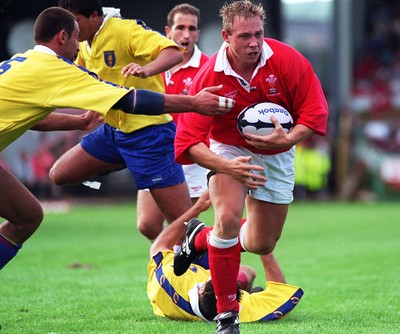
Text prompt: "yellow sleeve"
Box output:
[[239, 282, 304, 322]]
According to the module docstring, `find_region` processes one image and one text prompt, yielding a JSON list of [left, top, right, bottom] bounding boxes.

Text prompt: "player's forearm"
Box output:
[[143, 47, 183, 77], [31, 113, 85, 131], [287, 124, 314, 146], [113, 87, 232, 116], [163, 94, 196, 113], [187, 142, 226, 171]]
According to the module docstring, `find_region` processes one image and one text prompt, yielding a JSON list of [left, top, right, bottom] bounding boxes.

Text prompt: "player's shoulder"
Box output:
[[104, 16, 146, 32], [199, 53, 217, 71], [265, 38, 297, 53], [265, 38, 307, 59]]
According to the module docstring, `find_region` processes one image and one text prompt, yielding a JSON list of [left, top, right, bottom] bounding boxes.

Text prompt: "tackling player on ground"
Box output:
[[148, 190, 303, 322]]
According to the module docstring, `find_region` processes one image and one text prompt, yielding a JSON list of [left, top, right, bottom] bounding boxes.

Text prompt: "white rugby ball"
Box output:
[[237, 102, 293, 138]]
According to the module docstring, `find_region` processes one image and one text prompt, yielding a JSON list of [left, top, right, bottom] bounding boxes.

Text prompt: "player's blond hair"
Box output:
[[220, 0, 266, 34]]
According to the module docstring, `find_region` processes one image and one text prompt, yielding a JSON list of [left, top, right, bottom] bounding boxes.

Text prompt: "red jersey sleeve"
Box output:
[[279, 47, 328, 136], [175, 111, 212, 164]]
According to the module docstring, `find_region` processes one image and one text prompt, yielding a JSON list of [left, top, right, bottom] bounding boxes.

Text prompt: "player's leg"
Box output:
[[244, 198, 288, 255], [49, 124, 125, 185], [136, 189, 165, 241], [122, 122, 192, 239], [208, 173, 247, 324], [149, 182, 192, 227], [260, 252, 286, 283], [243, 147, 294, 255], [0, 167, 43, 269], [50, 143, 123, 184]]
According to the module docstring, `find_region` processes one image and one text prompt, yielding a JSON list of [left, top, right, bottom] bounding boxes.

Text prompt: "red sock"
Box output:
[[194, 227, 212, 251], [208, 242, 241, 313]]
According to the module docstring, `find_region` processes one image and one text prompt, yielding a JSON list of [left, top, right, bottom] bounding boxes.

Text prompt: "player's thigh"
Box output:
[[245, 196, 288, 253], [137, 189, 164, 227], [208, 173, 247, 238], [149, 182, 192, 224], [50, 144, 124, 184], [0, 167, 42, 225]]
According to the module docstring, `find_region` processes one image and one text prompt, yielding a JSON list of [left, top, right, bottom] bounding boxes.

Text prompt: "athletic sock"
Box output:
[[194, 226, 212, 251], [209, 234, 241, 313], [0, 233, 22, 270]]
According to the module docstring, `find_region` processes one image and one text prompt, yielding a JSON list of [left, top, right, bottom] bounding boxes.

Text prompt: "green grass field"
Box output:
[[1, 200, 399, 334]]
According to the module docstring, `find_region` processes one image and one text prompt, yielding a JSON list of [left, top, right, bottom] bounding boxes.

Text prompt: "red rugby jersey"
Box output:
[[175, 38, 328, 164]]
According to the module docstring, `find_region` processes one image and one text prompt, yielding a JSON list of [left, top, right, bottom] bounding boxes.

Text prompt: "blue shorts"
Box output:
[[81, 122, 185, 189]]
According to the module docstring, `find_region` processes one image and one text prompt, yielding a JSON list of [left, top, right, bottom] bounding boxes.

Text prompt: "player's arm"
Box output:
[[31, 111, 103, 131], [260, 253, 286, 283], [114, 85, 234, 116], [150, 190, 211, 257], [122, 46, 183, 78], [186, 142, 266, 189], [245, 118, 314, 150]]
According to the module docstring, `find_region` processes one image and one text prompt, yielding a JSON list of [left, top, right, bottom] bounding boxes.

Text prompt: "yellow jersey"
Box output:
[[147, 251, 304, 322], [0, 46, 132, 152], [77, 12, 182, 132]]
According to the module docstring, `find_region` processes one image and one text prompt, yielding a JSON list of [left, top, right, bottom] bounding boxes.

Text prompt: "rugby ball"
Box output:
[[237, 102, 293, 138]]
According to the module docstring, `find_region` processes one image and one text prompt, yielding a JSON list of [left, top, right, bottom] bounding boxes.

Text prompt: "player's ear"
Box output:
[[165, 26, 171, 38], [58, 30, 68, 44], [221, 30, 229, 43], [91, 11, 100, 20]]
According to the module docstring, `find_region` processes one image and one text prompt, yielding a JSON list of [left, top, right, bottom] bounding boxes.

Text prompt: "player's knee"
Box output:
[[247, 239, 276, 255], [13, 200, 44, 231], [48, 165, 65, 185], [137, 220, 163, 241], [215, 211, 242, 237], [28, 200, 44, 226], [255, 244, 275, 255]]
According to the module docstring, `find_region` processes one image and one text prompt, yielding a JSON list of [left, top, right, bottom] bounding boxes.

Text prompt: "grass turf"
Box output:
[[0, 201, 399, 333]]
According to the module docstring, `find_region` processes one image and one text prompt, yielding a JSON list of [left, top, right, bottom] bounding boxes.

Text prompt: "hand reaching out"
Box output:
[[121, 62, 149, 78]]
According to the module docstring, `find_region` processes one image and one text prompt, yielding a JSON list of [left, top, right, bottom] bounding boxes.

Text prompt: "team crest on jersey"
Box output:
[[181, 77, 193, 95], [266, 74, 279, 95], [104, 51, 116, 68]]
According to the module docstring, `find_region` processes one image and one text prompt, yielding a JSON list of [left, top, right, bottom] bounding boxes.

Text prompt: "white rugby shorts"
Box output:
[[209, 139, 295, 204], [182, 163, 208, 198]]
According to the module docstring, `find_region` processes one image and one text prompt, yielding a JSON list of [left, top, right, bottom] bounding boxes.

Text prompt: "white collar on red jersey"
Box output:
[[181, 44, 203, 69], [214, 40, 273, 76]]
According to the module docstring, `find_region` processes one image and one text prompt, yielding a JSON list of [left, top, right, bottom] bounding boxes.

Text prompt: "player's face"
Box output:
[[223, 16, 264, 67], [73, 13, 94, 42], [167, 13, 200, 57], [64, 22, 80, 61]]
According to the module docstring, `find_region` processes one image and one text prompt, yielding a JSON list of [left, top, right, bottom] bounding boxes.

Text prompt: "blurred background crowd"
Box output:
[[1, 0, 399, 202]]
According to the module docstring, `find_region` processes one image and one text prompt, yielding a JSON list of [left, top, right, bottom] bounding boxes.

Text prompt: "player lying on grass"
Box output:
[[0, 7, 233, 270], [148, 190, 303, 322]]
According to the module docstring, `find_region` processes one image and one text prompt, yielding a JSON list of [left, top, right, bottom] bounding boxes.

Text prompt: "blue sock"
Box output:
[[0, 234, 22, 270]]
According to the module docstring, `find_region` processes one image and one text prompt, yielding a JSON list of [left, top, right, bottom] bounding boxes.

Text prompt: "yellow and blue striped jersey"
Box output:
[[147, 251, 304, 322], [77, 16, 182, 132], [0, 47, 132, 152]]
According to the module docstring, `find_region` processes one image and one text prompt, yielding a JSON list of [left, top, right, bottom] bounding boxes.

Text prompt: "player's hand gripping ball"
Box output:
[[237, 102, 293, 139]]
